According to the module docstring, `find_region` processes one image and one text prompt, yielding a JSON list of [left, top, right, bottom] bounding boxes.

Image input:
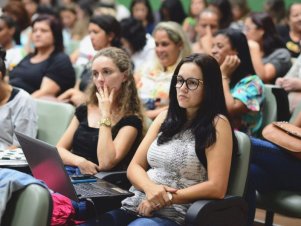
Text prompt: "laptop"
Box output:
[[15, 131, 133, 202]]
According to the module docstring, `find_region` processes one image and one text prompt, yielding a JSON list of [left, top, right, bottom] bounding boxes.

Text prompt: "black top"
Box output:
[[277, 25, 301, 58], [9, 52, 76, 94], [72, 105, 143, 171]]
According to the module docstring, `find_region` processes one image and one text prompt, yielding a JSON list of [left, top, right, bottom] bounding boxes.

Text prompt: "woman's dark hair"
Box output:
[[158, 53, 237, 167], [264, 0, 285, 24], [214, 28, 256, 87], [77, 0, 94, 17], [159, 0, 186, 24], [32, 14, 64, 53], [2, 1, 30, 45], [0, 46, 6, 78], [90, 15, 121, 48], [249, 12, 285, 56], [130, 0, 154, 24], [209, 0, 233, 29], [0, 15, 19, 45], [120, 17, 146, 53]]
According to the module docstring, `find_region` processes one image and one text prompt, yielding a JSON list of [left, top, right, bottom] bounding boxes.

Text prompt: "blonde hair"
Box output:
[[87, 47, 144, 122], [153, 21, 192, 59]]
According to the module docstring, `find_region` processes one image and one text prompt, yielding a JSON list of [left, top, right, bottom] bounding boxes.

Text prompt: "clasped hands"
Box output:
[[137, 184, 177, 217]]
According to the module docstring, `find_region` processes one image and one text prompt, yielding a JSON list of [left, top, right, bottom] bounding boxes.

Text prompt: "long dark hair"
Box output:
[[130, 0, 154, 24], [249, 12, 285, 56], [89, 15, 121, 48], [214, 28, 256, 87], [32, 14, 64, 53], [158, 53, 237, 167], [159, 0, 186, 24]]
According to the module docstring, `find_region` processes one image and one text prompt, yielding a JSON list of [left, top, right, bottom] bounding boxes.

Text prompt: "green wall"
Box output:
[[117, 0, 301, 13]]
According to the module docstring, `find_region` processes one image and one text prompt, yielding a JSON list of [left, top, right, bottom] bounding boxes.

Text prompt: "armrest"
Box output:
[[95, 171, 126, 180], [185, 195, 247, 226], [95, 171, 130, 189]]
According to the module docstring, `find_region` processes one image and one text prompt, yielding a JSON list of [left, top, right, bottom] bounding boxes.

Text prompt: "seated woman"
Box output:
[[275, 53, 301, 113], [99, 53, 236, 226], [0, 47, 37, 150], [245, 12, 292, 84], [56, 47, 144, 175], [9, 14, 76, 98], [245, 114, 301, 226], [212, 28, 265, 136], [57, 14, 121, 106], [135, 21, 191, 120]]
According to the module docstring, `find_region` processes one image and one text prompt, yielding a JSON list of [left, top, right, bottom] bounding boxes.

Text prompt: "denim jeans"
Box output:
[[99, 208, 180, 226], [245, 137, 301, 226]]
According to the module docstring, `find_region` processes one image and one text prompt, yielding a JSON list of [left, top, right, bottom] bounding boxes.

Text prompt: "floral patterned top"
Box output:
[[231, 75, 265, 136], [135, 60, 178, 110]]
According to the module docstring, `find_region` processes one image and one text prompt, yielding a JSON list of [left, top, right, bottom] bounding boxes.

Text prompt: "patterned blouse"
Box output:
[[121, 130, 207, 225], [231, 75, 265, 136], [135, 60, 178, 110]]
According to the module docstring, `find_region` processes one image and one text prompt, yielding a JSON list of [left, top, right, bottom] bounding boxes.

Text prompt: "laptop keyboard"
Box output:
[[74, 183, 114, 197]]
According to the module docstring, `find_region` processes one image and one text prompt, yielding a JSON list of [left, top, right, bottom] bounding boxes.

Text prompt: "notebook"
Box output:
[[15, 131, 133, 202]]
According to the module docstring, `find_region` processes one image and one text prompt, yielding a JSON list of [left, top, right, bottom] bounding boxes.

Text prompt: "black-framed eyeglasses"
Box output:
[[174, 75, 203, 90]]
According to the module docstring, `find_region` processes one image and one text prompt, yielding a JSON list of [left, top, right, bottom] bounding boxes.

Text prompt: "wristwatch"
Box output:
[[98, 117, 112, 127]]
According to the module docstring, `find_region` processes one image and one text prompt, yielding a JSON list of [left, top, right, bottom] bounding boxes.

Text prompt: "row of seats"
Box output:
[[3, 88, 301, 225]]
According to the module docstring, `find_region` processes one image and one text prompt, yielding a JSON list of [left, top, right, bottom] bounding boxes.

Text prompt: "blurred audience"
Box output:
[[9, 14, 75, 98]]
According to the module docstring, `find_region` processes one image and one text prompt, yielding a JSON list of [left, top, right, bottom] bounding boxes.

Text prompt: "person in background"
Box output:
[[9, 14, 75, 98], [57, 47, 144, 175], [192, 8, 220, 54], [59, 3, 79, 55], [276, 53, 301, 113], [58, 14, 121, 107], [99, 53, 236, 226], [245, 111, 301, 225], [159, 0, 186, 25], [229, 0, 250, 31], [135, 21, 191, 120], [130, 0, 155, 35], [212, 28, 265, 136], [2, 1, 31, 52], [0, 47, 37, 150], [0, 15, 26, 72], [277, 2, 301, 58], [208, 0, 233, 29], [245, 12, 292, 84], [264, 0, 286, 26], [120, 17, 155, 72], [182, 0, 208, 43]]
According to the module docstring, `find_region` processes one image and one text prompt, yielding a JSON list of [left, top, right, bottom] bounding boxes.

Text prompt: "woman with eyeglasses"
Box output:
[[98, 53, 237, 226], [212, 28, 264, 136]]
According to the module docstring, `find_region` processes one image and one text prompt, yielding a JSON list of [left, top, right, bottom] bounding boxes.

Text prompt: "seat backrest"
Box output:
[[261, 85, 277, 129], [289, 101, 301, 124], [227, 131, 251, 197], [35, 99, 75, 145], [1, 184, 53, 226]]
